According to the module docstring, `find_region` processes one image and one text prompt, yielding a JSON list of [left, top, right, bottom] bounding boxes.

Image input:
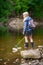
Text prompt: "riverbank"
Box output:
[[0, 18, 43, 32]]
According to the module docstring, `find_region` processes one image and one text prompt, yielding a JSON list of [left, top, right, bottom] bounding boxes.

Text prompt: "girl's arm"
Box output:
[[23, 21, 27, 34]]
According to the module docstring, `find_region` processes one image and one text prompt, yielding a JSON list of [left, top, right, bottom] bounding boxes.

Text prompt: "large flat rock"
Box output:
[[20, 49, 41, 59], [8, 18, 38, 31]]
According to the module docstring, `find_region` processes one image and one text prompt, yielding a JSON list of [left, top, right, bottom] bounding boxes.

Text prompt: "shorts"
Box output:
[[24, 30, 33, 36]]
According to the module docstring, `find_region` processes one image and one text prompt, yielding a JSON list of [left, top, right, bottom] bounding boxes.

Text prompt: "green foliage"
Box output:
[[32, 0, 43, 19], [0, 17, 8, 23], [0, 0, 43, 23], [0, 0, 12, 22], [34, 27, 43, 35], [0, 26, 8, 35]]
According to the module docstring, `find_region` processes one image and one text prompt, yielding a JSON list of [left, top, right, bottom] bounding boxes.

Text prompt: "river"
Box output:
[[0, 27, 43, 65]]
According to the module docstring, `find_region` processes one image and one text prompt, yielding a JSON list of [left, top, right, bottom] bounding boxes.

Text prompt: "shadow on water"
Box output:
[[0, 27, 43, 65]]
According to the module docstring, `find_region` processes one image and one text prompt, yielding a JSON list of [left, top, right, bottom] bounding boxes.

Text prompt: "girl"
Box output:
[[23, 12, 36, 49]]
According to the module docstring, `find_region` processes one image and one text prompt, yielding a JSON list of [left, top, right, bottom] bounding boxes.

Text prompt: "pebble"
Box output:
[[0, 59, 3, 61], [39, 40, 40, 41], [31, 60, 36, 63], [38, 46, 43, 48], [20, 62, 28, 65], [4, 62, 7, 65], [15, 58, 19, 63], [33, 62, 39, 65], [17, 47, 22, 50], [13, 61, 16, 64], [42, 54, 43, 57], [7, 59, 10, 61], [39, 61, 43, 65], [28, 60, 40, 65], [12, 48, 18, 52], [29, 62, 31, 65], [41, 59, 43, 62], [21, 59, 25, 64]]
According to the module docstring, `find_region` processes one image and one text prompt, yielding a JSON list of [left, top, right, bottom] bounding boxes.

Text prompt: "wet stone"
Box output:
[[28, 62, 32, 65], [21, 59, 25, 64], [31, 60, 36, 63], [41, 59, 43, 62], [4, 62, 7, 65], [7, 59, 10, 61], [39, 61, 43, 65], [21, 49, 41, 59], [33, 62, 39, 65], [15, 58, 19, 63], [20, 62, 28, 65], [28, 60, 40, 65], [13, 61, 16, 64], [0, 59, 3, 61], [12, 48, 18, 52], [42, 54, 43, 58], [17, 47, 22, 50]]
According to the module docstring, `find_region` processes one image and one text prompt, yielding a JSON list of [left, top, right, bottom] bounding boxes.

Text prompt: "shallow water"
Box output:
[[0, 28, 43, 65]]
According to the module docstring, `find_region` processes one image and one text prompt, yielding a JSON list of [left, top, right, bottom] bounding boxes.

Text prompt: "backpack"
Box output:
[[28, 19, 36, 30]]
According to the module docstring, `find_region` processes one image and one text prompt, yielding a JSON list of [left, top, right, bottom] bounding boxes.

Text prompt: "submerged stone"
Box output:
[[17, 47, 22, 50], [0, 59, 3, 61], [4, 62, 7, 65]]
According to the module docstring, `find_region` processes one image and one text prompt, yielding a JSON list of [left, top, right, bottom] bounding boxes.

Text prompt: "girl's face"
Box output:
[[23, 14, 29, 18], [23, 14, 26, 18], [23, 14, 27, 18]]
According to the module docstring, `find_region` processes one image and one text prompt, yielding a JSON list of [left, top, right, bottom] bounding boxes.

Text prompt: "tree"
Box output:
[[0, 0, 43, 22]]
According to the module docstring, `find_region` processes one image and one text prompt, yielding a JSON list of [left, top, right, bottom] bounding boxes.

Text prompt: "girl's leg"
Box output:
[[24, 36, 28, 48], [29, 34, 34, 48]]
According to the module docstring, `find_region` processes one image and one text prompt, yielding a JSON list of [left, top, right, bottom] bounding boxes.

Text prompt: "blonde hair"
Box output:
[[23, 12, 29, 16]]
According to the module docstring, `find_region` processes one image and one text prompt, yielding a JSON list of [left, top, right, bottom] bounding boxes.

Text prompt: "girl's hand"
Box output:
[[23, 31, 24, 35]]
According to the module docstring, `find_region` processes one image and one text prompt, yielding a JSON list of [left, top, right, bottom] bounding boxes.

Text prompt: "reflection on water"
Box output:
[[0, 28, 43, 65]]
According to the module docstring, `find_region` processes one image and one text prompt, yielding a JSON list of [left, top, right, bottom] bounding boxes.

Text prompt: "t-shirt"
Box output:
[[23, 16, 33, 32]]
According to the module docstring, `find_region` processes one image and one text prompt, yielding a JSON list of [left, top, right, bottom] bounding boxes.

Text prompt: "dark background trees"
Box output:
[[0, 0, 43, 22]]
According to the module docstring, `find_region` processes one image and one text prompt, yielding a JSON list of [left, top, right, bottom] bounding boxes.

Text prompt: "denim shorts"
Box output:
[[24, 30, 33, 36]]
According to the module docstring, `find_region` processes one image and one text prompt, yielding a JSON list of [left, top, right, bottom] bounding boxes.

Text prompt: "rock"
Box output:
[[21, 59, 25, 64], [17, 47, 22, 50], [8, 18, 23, 31], [38, 45, 43, 50], [12, 48, 18, 52], [4, 62, 7, 65], [13, 61, 16, 64], [12, 47, 22, 53], [20, 62, 28, 65], [39, 61, 43, 65], [28, 60, 39, 65], [28, 62, 32, 65], [15, 58, 19, 63], [33, 60, 39, 65], [7, 59, 10, 61], [42, 54, 43, 58], [20, 49, 41, 59], [31, 60, 36, 63], [40, 59, 43, 65], [7, 18, 39, 31], [0, 59, 3, 61], [38, 45, 43, 57]]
